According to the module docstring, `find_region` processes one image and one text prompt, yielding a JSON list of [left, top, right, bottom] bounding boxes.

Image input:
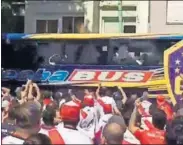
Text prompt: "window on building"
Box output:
[[36, 20, 47, 33], [124, 25, 136, 33], [123, 17, 136, 23], [48, 20, 58, 33], [62, 17, 84, 33], [122, 6, 137, 11], [101, 5, 137, 11], [36, 20, 58, 33]]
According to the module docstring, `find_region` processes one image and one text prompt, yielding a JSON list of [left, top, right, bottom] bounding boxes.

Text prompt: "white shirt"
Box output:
[[94, 100, 104, 121], [99, 96, 117, 114], [96, 114, 113, 133], [140, 100, 153, 130], [57, 127, 93, 144], [141, 100, 152, 115], [39, 127, 56, 136], [124, 129, 140, 144], [2, 136, 24, 144], [56, 122, 64, 130], [77, 106, 98, 139]]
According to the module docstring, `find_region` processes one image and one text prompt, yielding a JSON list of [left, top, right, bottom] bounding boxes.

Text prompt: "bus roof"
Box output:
[[2, 33, 183, 40]]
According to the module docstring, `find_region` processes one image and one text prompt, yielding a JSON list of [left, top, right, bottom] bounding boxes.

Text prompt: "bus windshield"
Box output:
[[1, 38, 180, 69]]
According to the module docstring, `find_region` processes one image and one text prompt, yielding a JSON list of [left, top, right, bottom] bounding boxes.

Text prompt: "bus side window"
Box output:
[[75, 45, 84, 63], [96, 46, 108, 65]]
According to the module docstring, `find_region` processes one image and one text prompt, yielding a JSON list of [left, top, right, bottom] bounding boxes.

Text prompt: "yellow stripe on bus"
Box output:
[[27, 33, 183, 40], [72, 79, 166, 87]]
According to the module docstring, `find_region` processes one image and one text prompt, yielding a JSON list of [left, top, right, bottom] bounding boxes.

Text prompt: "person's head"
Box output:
[[99, 87, 112, 97], [113, 46, 119, 53], [15, 87, 22, 100], [23, 133, 52, 145], [130, 94, 138, 100], [60, 101, 80, 127], [42, 90, 52, 99], [84, 88, 95, 95], [134, 52, 141, 57], [152, 108, 167, 130], [142, 91, 149, 100], [166, 116, 183, 145], [42, 106, 56, 126], [101, 123, 125, 145], [14, 101, 41, 134], [7, 99, 20, 122], [53, 91, 63, 102], [107, 115, 127, 131]]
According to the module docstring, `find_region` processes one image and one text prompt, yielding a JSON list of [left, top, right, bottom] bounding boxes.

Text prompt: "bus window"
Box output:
[[109, 39, 180, 66], [1, 39, 110, 69], [2, 39, 37, 69]]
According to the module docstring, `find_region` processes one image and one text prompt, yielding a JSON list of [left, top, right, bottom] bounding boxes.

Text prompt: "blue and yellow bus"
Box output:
[[2, 33, 183, 104]]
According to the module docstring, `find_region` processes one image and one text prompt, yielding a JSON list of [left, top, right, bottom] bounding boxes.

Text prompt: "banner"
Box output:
[[164, 40, 183, 105]]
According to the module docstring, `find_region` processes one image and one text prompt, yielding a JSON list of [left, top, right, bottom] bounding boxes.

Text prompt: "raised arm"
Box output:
[[129, 98, 141, 134], [32, 83, 41, 101], [68, 89, 81, 105], [21, 79, 32, 99], [96, 83, 101, 100], [117, 86, 127, 105], [28, 83, 34, 100]]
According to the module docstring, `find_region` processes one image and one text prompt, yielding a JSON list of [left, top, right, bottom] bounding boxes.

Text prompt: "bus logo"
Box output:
[[164, 40, 183, 105], [68, 69, 153, 83]]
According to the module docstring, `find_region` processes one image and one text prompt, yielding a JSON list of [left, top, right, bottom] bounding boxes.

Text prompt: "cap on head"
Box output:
[[60, 101, 80, 122], [83, 95, 94, 107], [157, 95, 165, 105]]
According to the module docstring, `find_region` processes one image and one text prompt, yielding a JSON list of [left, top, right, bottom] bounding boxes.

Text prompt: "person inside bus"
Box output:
[[111, 46, 120, 64], [96, 45, 107, 65], [134, 52, 143, 65], [116, 44, 140, 66], [36, 56, 45, 67]]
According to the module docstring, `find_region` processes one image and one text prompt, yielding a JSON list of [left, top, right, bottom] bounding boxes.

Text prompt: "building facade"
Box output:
[[149, 1, 183, 33], [24, 0, 149, 33]]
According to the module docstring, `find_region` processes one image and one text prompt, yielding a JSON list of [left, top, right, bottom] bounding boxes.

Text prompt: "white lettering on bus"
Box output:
[[71, 71, 96, 81], [98, 72, 124, 81], [122, 72, 145, 82]]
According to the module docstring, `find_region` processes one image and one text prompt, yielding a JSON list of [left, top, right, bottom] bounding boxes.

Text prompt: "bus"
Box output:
[[2, 33, 183, 104]]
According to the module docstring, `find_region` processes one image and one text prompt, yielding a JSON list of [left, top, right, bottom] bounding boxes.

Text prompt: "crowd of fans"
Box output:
[[1, 80, 183, 145]]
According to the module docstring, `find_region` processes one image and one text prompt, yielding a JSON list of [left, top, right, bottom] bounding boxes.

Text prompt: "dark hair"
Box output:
[[23, 133, 52, 145], [99, 87, 112, 97], [166, 116, 183, 145], [43, 91, 52, 99], [149, 103, 158, 115], [152, 108, 166, 130], [42, 106, 56, 126]]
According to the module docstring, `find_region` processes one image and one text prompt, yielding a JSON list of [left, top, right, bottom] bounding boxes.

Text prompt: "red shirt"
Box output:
[[134, 128, 166, 144]]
